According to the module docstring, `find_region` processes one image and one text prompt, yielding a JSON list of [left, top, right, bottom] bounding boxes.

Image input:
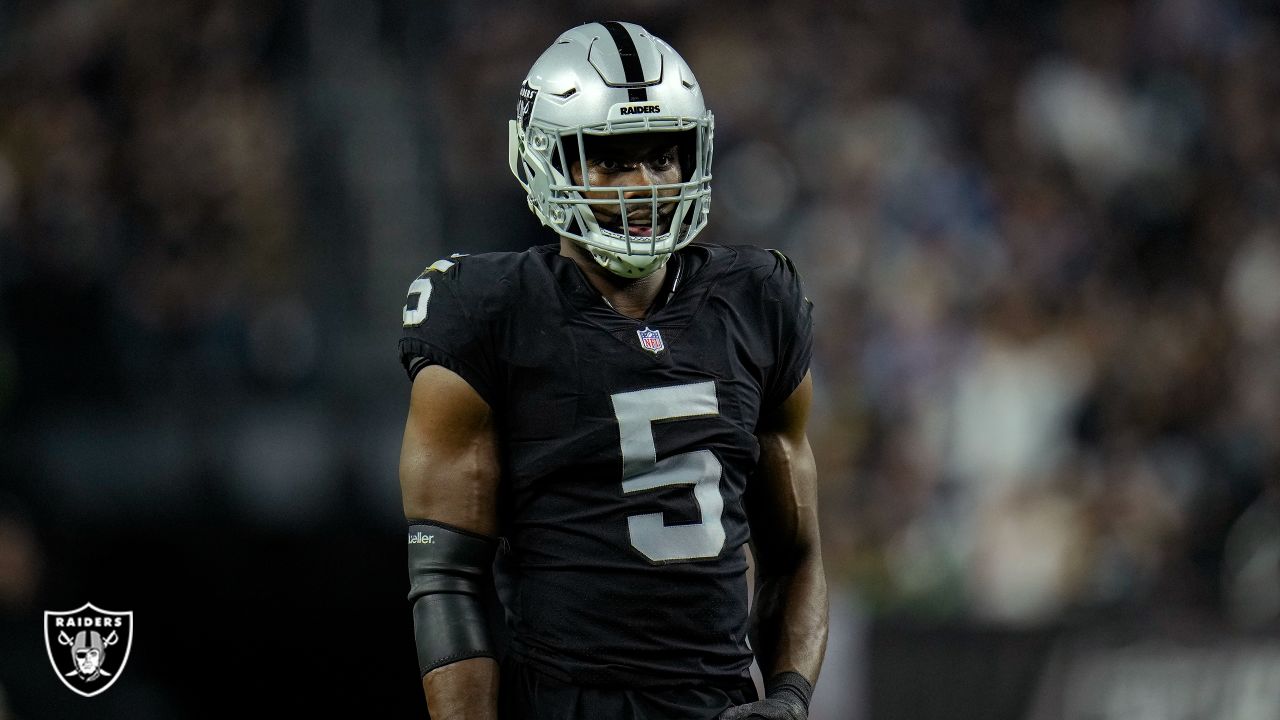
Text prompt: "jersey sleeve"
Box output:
[[397, 259, 503, 409], [761, 249, 814, 411]]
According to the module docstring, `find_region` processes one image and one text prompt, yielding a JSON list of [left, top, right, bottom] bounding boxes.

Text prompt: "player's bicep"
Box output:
[[399, 364, 500, 535], [748, 372, 819, 575]]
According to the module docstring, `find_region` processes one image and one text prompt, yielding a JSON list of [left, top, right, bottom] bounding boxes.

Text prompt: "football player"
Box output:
[[399, 21, 827, 720]]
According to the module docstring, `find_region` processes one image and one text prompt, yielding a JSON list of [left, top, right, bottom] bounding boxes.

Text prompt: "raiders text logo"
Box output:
[[620, 104, 661, 115]]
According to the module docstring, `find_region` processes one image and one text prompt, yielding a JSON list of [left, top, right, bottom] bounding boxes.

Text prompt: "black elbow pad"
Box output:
[[406, 520, 499, 676]]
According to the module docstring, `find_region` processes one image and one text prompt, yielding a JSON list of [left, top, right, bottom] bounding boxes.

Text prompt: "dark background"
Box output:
[[2, 1, 1279, 718]]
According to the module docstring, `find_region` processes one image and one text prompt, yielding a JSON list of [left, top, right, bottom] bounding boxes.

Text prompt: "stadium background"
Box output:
[[1, 0, 1278, 717]]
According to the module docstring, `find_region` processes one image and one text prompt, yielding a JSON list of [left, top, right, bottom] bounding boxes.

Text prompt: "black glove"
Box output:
[[717, 672, 812, 720]]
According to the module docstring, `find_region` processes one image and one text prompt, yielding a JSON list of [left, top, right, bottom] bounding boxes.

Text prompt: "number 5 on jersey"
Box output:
[[402, 258, 459, 327], [611, 382, 726, 564]]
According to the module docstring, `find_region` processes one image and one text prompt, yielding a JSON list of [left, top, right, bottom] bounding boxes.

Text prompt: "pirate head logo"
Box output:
[[66, 629, 116, 680], [44, 603, 133, 697]]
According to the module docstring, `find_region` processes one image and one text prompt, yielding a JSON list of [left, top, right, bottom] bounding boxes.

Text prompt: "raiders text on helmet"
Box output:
[[509, 21, 714, 278]]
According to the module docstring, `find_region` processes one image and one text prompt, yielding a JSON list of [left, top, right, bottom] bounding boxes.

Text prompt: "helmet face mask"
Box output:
[[509, 22, 714, 278]]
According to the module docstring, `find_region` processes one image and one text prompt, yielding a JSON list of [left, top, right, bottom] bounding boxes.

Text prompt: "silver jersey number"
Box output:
[[402, 258, 457, 328], [611, 381, 726, 563], [401, 276, 433, 327]]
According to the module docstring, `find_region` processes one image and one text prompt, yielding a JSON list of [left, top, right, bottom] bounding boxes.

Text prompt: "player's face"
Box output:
[[76, 648, 101, 674], [570, 134, 683, 238]]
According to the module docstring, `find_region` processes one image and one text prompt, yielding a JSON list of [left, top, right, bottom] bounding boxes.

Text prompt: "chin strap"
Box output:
[[590, 248, 672, 279]]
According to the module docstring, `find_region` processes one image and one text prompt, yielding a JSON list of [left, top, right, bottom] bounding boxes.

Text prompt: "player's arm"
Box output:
[[724, 371, 827, 719], [400, 364, 501, 720]]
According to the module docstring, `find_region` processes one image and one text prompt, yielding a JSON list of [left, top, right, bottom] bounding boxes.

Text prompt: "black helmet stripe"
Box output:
[[602, 21, 647, 102]]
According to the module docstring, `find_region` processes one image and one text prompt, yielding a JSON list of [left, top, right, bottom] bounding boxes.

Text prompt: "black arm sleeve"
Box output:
[[407, 520, 499, 676]]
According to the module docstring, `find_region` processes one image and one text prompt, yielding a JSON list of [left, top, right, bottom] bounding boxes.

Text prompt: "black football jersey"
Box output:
[[398, 243, 814, 687]]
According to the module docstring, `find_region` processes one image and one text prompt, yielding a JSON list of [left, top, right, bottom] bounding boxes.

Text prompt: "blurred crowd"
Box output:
[[714, 0, 1280, 628], [2, 0, 1279, 667]]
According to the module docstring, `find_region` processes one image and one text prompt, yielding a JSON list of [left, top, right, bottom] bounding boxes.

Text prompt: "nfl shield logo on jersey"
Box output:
[[44, 603, 133, 697], [637, 327, 665, 354]]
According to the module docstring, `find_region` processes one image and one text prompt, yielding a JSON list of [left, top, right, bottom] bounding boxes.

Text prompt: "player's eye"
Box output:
[[593, 158, 623, 173], [650, 150, 677, 171]]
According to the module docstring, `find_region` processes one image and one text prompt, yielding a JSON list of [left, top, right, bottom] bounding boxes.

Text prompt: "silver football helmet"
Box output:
[[509, 21, 714, 278]]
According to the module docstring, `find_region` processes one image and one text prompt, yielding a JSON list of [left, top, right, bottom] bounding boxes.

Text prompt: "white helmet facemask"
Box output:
[[509, 21, 714, 279]]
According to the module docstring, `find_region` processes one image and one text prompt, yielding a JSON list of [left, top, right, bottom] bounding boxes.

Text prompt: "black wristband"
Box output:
[[765, 671, 814, 710]]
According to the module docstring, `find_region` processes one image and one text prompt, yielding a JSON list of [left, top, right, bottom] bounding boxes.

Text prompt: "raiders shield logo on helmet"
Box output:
[[44, 603, 134, 697]]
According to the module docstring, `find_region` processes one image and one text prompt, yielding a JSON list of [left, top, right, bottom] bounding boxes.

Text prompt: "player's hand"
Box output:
[[716, 696, 807, 719], [717, 672, 812, 720]]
